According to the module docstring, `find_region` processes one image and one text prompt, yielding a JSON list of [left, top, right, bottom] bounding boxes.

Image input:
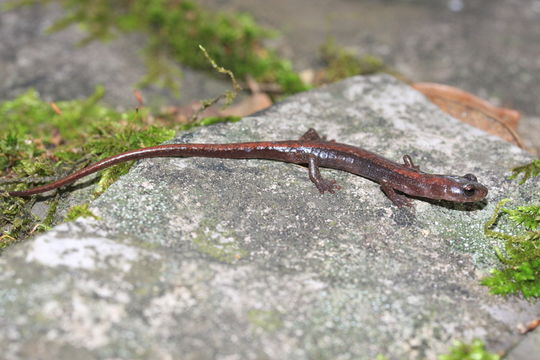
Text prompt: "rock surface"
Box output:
[[0, 1, 230, 108], [1, 75, 538, 360]]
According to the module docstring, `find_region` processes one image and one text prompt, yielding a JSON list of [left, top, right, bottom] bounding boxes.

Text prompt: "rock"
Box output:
[[1, 75, 538, 360], [0, 1, 230, 108]]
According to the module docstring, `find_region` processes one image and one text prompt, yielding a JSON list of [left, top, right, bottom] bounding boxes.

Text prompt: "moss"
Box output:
[[0, 87, 172, 177], [481, 199, 540, 298], [502, 204, 540, 231], [0, 86, 175, 189], [246, 309, 283, 332], [64, 203, 100, 222], [510, 158, 540, 184], [316, 37, 391, 85], [480, 157, 540, 298], [0, 87, 240, 245], [5, 0, 309, 95], [192, 220, 248, 263], [438, 339, 500, 360]]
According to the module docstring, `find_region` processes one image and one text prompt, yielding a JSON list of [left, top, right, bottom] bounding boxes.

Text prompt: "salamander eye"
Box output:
[[464, 173, 477, 182], [462, 184, 476, 197]]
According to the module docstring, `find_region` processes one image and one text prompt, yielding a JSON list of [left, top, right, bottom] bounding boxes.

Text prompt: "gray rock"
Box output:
[[506, 330, 540, 360], [1, 75, 538, 360], [0, 1, 230, 108]]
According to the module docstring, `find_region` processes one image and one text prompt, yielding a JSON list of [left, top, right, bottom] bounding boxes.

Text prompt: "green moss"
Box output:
[[438, 339, 500, 360], [5, 0, 308, 95], [0, 81, 243, 245], [502, 205, 540, 230], [0, 194, 35, 249], [246, 309, 283, 332], [1, 87, 236, 243], [0, 86, 175, 189], [192, 220, 248, 263], [65, 203, 100, 222], [481, 199, 540, 298], [509, 158, 540, 184], [317, 37, 390, 84]]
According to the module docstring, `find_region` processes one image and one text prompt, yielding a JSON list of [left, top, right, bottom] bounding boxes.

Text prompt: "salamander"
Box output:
[[6, 128, 488, 207]]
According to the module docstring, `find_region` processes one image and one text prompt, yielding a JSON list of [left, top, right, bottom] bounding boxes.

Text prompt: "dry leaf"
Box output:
[[50, 102, 62, 115], [168, 77, 273, 122], [412, 82, 523, 148], [221, 76, 272, 116], [220, 93, 272, 117], [133, 90, 144, 106], [519, 318, 540, 334]]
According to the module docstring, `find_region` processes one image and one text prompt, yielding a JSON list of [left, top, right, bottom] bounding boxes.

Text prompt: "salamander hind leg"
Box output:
[[307, 156, 341, 193], [380, 181, 413, 207]]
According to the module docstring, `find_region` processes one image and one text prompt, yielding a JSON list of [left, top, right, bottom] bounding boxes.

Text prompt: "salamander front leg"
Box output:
[[300, 128, 322, 141], [299, 128, 336, 143], [402, 155, 420, 171], [308, 156, 341, 194], [380, 180, 413, 207]]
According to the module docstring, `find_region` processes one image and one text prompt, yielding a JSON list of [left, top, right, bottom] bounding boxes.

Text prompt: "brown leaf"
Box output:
[[519, 318, 540, 334], [221, 93, 272, 117], [50, 102, 62, 115], [133, 90, 144, 107], [221, 76, 272, 117], [163, 77, 273, 125], [412, 82, 524, 148]]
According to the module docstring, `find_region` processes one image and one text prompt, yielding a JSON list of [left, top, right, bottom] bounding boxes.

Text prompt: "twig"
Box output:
[[190, 45, 242, 122]]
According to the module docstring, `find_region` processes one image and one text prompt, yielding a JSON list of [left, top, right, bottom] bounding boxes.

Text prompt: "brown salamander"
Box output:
[[6, 128, 488, 207]]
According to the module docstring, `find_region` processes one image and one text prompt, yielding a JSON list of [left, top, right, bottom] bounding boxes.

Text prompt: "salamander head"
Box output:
[[431, 173, 488, 202]]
